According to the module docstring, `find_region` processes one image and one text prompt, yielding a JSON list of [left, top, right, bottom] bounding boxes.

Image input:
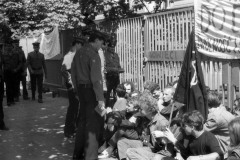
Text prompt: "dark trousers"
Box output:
[[105, 74, 120, 107], [64, 87, 80, 137], [108, 128, 139, 148], [73, 86, 104, 160], [18, 74, 28, 98], [4, 70, 15, 103], [0, 77, 5, 128], [30, 74, 43, 99]]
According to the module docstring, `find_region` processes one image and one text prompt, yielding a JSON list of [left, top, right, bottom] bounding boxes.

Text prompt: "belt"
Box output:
[[32, 67, 42, 70], [78, 84, 93, 88]]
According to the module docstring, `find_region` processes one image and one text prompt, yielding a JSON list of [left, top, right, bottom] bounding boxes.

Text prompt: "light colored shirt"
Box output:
[[204, 105, 235, 158], [98, 48, 107, 91], [62, 51, 76, 70]]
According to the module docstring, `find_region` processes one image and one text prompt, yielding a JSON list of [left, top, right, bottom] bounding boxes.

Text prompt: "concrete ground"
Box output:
[[0, 93, 74, 160]]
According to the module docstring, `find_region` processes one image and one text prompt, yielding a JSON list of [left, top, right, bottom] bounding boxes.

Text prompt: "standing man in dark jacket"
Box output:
[[2, 43, 22, 106], [61, 37, 85, 138], [27, 42, 47, 103], [71, 31, 106, 160], [0, 48, 9, 130], [104, 40, 122, 107], [19, 46, 29, 100]]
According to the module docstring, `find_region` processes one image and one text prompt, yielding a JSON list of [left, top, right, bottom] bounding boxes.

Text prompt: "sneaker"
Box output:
[[0, 126, 9, 131], [98, 150, 110, 159]]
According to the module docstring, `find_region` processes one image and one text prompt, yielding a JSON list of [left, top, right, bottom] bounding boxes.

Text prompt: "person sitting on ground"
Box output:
[[98, 95, 148, 159], [122, 81, 135, 98], [112, 84, 127, 111], [227, 117, 240, 160], [118, 93, 169, 160], [156, 110, 223, 160], [159, 86, 184, 120], [143, 81, 160, 95], [233, 98, 240, 117], [204, 90, 235, 159]]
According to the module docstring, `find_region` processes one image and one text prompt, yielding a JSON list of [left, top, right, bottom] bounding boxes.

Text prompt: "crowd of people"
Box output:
[[0, 39, 47, 131], [1, 30, 240, 160], [59, 30, 240, 160]]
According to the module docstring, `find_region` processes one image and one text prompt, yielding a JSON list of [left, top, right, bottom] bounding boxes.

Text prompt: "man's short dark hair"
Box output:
[[116, 84, 126, 98], [72, 37, 85, 46], [207, 90, 221, 108], [88, 30, 105, 43], [182, 110, 204, 131]]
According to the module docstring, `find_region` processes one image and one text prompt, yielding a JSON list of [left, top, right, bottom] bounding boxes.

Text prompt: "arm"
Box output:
[[14, 52, 23, 72], [71, 55, 77, 91], [204, 114, 218, 132], [90, 54, 104, 101], [27, 54, 33, 74], [187, 153, 220, 160], [42, 55, 47, 78]]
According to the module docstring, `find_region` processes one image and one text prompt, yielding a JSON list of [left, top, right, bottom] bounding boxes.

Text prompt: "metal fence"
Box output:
[[116, 6, 240, 109]]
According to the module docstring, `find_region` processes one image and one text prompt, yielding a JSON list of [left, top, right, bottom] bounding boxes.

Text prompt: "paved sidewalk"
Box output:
[[0, 93, 74, 160]]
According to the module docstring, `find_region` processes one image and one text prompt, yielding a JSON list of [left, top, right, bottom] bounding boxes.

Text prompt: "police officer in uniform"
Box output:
[[27, 42, 47, 103], [0, 47, 9, 130], [2, 43, 22, 106], [71, 31, 106, 160], [104, 39, 122, 107], [18, 46, 29, 100]]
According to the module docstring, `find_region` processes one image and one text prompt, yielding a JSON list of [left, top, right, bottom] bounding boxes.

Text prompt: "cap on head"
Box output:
[[72, 37, 85, 46], [88, 30, 106, 43], [32, 42, 40, 46]]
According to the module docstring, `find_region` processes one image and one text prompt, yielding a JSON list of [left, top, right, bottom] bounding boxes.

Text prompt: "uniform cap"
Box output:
[[32, 42, 40, 46]]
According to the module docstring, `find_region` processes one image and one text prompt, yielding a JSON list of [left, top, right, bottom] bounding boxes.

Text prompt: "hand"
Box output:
[[106, 107, 112, 113], [152, 130, 164, 138], [175, 152, 184, 160], [187, 156, 201, 160], [129, 116, 137, 123], [163, 128, 177, 144], [98, 101, 105, 110]]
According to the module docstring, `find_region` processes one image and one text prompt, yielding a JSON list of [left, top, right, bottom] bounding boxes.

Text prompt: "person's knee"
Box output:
[[126, 148, 136, 158]]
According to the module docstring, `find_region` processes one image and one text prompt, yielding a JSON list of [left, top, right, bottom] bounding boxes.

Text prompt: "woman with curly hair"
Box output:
[[227, 117, 240, 159]]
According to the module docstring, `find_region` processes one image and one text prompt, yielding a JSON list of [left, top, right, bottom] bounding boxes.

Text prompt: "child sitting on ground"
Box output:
[[98, 95, 149, 159]]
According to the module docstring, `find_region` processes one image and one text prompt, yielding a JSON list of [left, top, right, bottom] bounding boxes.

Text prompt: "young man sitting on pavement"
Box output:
[[98, 94, 149, 159], [204, 90, 235, 159], [153, 110, 223, 160], [117, 93, 169, 160]]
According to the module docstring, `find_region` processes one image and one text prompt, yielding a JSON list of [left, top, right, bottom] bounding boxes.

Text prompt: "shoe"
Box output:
[[14, 97, 19, 102], [98, 150, 110, 159], [23, 96, 30, 100], [0, 126, 9, 131], [38, 99, 43, 103]]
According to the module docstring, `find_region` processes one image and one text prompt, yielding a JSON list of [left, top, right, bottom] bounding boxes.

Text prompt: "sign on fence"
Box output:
[[195, 0, 240, 59], [147, 50, 185, 61]]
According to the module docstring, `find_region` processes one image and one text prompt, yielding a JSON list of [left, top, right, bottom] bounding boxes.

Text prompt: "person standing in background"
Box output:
[[12, 40, 29, 100], [27, 42, 47, 103], [61, 37, 85, 138], [104, 39, 122, 107], [2, 43, 22, 106], [0, 49, 9, 130]]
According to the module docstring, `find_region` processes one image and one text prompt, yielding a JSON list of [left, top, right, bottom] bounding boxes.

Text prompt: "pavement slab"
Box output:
[[0, 93, 74, 160]]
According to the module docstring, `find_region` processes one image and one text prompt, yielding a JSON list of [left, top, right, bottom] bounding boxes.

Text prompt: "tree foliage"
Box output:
[[0, 0, 166, 41], [0, 0, 84, 39]]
